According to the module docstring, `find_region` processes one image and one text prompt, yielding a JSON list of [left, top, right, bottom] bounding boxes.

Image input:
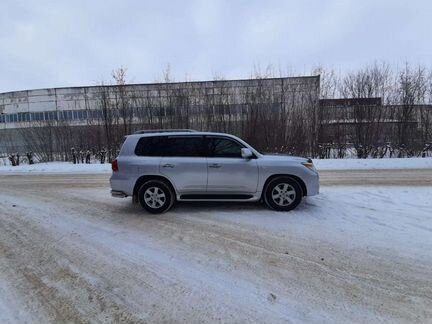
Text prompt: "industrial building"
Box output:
[[0, 76, 320, 158], [1, 75, 431, 160]]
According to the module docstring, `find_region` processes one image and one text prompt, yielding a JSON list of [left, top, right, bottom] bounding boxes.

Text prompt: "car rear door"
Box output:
[[159, 136, 208, 194], [205, 136, 258, 193]]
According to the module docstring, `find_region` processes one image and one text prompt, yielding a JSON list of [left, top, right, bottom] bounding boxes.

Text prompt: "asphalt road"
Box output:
[[319, 168, 432, 186], [2, 168, 431, 187]]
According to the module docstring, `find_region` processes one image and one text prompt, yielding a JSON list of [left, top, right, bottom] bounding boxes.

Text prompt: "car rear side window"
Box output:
[[135, 136, 166, 156], [135, 136, 205, 157], [164, 136, 205, 157]]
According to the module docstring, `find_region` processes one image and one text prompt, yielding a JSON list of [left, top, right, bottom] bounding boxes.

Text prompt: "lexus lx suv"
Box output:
[[110, 130, 319, 213]]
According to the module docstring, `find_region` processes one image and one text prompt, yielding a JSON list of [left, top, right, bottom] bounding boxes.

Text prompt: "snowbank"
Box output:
[[0, 162, 112, 174], [0, 157, 431, 174], [314, 157, 432, 170]]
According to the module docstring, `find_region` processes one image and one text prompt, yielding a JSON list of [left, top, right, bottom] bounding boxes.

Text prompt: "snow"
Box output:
[[0, 157, 431, 174], [1, 179, 431, 322], [200, 187, 432, 259]]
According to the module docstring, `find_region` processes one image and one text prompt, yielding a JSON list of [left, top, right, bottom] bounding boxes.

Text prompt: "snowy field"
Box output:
[[0, 157, 431, 174], [0, 161, 431, 323]]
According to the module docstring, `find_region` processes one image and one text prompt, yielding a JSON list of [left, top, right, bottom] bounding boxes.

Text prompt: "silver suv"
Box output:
[[110, 130, 319, 213]]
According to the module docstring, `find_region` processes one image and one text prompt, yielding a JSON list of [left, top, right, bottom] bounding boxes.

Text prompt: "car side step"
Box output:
[[179, 194, 254, 200]]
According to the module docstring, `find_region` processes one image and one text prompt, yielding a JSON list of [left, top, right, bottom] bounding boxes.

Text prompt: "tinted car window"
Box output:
[[135, 136, 166, 156], [164, 136, 205, 157], [135, 136, 205, 157], [207, 137, 243, 158]]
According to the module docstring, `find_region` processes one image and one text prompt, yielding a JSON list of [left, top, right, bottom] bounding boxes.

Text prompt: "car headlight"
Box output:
[[302, 161, 317, 172]]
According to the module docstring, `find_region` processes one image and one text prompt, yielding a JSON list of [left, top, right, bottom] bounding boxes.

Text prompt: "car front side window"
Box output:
[[207, 137, 244, 158]]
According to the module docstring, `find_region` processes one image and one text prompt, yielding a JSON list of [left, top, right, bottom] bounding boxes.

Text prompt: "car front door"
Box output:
[[159, 136, 208, 194], [206, 136, 258, 193]]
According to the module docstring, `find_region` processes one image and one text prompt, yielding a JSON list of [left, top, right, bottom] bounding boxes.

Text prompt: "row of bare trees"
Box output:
[[315, 62, 432, 157], [92, 69, 319, 157], [7, 69, 318, 161], [2, 62, 432, 162], [316, 62, 431, 104]]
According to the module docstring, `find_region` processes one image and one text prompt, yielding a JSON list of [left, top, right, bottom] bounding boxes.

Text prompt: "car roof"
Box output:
[[122, 130, 261, 156], [127, 131, 237, 138]]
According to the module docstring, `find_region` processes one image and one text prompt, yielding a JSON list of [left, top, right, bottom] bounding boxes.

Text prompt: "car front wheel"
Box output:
[[264, 177, 303, 211], [138, 180, 175, 214]]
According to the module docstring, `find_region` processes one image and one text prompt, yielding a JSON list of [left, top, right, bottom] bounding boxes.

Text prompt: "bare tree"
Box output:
[[96, 84, 116, 150], [338, 63, 394, 156], [112, 67, 133, 138], [395, 63, 427, 148], [20, 120, 55, 162], [311, 66, 339, 99]]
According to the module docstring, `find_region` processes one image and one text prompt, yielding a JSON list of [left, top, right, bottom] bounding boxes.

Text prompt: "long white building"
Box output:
[[0, 76, 320, 157]]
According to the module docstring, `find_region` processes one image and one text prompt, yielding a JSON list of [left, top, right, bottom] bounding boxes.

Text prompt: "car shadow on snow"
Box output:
[[182, 199, 316, 214], [112, 197, 316, 218]]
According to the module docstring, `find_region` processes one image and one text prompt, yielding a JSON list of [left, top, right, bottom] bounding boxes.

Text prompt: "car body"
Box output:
[[110, 130, 319, 213]]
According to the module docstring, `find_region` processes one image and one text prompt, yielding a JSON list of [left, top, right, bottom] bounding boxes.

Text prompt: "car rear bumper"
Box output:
[[110, 173, 134, 197]]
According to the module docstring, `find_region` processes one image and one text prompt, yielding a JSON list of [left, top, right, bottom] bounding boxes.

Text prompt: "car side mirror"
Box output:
[[241, 148, 253, 159]]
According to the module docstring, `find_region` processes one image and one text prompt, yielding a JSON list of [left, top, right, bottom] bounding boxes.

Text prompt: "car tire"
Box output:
[[264, 177, 303, 211], [138, 180, 175, 214]]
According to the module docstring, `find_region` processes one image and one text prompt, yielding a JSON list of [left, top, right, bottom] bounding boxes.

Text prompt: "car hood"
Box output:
[[259, 154, 309, 163]]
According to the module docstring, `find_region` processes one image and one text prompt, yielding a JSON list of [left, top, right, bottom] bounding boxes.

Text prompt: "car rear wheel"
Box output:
[[138, 180, 175, 214], [264, 177, 302, 211]]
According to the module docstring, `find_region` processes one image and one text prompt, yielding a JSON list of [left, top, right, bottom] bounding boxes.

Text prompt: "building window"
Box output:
[[79, 110, 88, 119], [17, 112, 29, 122], [32, 112, 44, 121]]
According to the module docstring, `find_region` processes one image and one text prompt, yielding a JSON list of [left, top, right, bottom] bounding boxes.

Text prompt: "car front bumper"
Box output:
[[111, 190, 128, 198], [304, 171, 320, 196]]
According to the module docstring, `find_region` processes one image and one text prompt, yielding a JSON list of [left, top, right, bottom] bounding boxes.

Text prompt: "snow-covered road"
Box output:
[[0, 173, 431, 323]]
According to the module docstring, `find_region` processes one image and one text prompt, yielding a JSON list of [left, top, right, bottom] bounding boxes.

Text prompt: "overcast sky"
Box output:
[[0, 0, 431, 92]]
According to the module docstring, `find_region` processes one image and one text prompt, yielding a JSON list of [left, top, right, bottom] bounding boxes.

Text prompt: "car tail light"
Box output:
[[112, 159, 119, 172]]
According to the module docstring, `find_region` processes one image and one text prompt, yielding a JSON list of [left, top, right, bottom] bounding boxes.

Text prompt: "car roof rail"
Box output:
[[133, 129, 198, 134]]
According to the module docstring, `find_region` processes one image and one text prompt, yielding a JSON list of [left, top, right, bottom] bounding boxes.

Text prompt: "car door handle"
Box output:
[[162, 163, 175, 168], [208, 163, 221, 168]]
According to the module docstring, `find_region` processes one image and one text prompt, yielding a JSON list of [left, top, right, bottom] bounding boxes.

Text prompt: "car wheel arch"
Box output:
[[261, 174, 307, 199], [133, 175, 177, 203]]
